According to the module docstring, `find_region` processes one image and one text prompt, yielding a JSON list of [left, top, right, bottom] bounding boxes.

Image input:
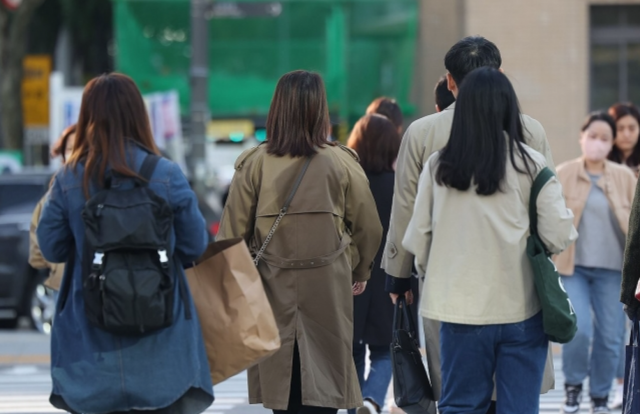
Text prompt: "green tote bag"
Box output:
[[526, 167, 578, 344]]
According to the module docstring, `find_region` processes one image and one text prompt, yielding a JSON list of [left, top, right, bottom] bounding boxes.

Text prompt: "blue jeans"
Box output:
[[348, 343, 392, 414], [439, 312, 548, 414], [561, 266, 626, 398]]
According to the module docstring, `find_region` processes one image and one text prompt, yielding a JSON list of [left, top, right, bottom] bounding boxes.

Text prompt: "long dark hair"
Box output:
[[68, 73, 160, 197], [436, 67, 534, 196], [266, 70, 334, 157], [608, 102, 640, 167], [347, 114, 401, 174]]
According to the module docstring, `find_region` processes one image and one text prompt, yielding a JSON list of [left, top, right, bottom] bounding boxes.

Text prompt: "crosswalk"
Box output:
[[0, 365, 269, 414], [538, 356, 621, 414], [0, 359, 623, 414]]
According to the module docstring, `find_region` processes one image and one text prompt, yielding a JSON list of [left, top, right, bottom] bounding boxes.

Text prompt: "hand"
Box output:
[[352, 281, 367, 296], [390, 290, 414, 305]]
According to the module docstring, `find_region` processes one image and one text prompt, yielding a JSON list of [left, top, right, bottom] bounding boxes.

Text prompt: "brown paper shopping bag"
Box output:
[[185, 238, 281, 385]]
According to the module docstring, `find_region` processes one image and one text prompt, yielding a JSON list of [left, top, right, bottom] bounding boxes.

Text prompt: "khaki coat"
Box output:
[[29, 195, 65, 290], [554, 158, 637, 276], [216, 144, 383, 410], [381, 103, 559, 399], [404, 148, 577, 325]]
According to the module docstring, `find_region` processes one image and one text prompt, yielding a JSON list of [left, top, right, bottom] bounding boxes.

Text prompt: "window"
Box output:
[[590, 5, 640, 110]]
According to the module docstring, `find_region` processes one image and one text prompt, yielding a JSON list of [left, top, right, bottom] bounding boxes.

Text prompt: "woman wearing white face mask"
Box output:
[[555, 112, 637, 414]]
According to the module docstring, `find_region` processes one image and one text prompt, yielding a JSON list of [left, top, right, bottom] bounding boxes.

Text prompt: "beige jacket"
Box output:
[[29, 195, 64, 290], [382, 103, 556, 278], [217, 144, 382, 410], [403, 147, 577, 325], [554, 158, 637, 276]]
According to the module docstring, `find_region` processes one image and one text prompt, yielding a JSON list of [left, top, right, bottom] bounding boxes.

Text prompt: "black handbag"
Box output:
[[390, 296, 437, 414]]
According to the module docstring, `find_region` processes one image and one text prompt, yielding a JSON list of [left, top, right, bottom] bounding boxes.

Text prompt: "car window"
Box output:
[[0, 183, 47, 212]]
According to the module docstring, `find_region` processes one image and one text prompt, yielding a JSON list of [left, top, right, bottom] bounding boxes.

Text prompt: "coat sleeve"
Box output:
[[37, 175, 73, 263], [381, 121, 426, 279], [622, 175, 640, 309], [344, 162, 383, 283], [169, 163, 208, 264], [29, 196, 50, 270], [216, 161, 257, 244], [401, 158, 435, 278], [522, 116, 556, 174], [536, 176, 578, 255]]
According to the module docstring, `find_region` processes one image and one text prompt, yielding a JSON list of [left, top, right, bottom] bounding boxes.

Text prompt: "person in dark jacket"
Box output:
[[621, 162, 640, 318], [347, 113, 409, 414]]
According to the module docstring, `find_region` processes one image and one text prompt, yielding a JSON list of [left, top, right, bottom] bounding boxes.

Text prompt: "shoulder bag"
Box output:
[[526, 167, 578, 344]]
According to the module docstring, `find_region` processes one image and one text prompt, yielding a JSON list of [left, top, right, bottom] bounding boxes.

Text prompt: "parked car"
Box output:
[[0, 171, 54, 333]]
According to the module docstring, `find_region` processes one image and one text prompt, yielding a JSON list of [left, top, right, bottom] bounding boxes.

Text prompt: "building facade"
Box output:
[[417, 0, 640, 163]]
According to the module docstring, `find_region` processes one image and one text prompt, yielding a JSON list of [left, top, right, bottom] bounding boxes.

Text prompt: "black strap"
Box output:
[[393, 296, 416, 336], [178, 268, 192, 320], [283, 157, 312, 213], [103, 154, 161, 189], [139, 154, 161, 184], [139, 154, 192, 319], [528, 167, 555, 236]]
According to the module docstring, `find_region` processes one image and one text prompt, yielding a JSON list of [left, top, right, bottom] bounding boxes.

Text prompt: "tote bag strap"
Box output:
[[392, 296, 417, 337], [529, 167, 555, 237], [253, 157, 313, 266]]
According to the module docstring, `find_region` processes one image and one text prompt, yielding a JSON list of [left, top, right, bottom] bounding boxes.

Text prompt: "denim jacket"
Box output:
[[36, 145, 213, 414]]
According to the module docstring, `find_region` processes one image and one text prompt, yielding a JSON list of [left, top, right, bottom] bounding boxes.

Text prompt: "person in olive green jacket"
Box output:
[[29, 124, 76, 291], [217, 71, 383, 414]]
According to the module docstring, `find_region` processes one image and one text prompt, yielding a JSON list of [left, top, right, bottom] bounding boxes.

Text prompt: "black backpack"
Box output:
[[81, 154, 185, 335]]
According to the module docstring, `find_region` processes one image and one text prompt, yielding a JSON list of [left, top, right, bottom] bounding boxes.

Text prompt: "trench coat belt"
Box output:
[[258, 234, 352, 269]]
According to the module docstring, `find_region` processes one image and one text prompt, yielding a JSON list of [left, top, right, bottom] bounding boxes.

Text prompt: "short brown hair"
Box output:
[[51, 124, 77, 162], [69, 73, 160, 197], [266, 70, 333, 157], [366, 97, 403, 131], [347, 114, 400, 174]]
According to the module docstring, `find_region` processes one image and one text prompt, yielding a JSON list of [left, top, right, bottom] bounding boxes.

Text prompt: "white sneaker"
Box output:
[[357, 400, 378, 414], [610, 383, 624, 409]]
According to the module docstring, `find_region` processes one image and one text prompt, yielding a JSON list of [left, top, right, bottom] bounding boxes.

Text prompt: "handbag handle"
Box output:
[[254, 156, 313, 266], [393, 295, 417, 337]]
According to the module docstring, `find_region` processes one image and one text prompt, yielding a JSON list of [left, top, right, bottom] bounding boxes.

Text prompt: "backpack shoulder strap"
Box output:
[[529, 167, 555, 235], [139, 154, 162, 183]]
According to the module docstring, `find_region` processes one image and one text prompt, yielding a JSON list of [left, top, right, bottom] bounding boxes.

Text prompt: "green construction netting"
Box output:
[[113, 0, 418, 124]]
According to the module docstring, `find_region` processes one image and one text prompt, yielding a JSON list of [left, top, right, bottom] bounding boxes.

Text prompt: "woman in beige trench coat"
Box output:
[[217, 70, 383, 414]]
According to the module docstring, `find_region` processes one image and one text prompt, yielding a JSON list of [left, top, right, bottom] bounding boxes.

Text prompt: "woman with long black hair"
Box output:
[[402, 67, 576, 413]]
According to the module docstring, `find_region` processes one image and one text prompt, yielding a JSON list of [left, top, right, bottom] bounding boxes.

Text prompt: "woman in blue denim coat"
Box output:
[[36, 73, 213, 414]]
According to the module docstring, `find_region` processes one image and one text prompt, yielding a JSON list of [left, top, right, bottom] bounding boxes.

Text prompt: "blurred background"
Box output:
[[0, 0, 638, 335], [0, 0, 636, 335], [0, 1, 636, 413]]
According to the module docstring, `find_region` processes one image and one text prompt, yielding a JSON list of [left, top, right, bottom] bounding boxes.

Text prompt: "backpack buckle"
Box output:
[[158, 250, 169, 268], [92, 252, 104, 269]]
